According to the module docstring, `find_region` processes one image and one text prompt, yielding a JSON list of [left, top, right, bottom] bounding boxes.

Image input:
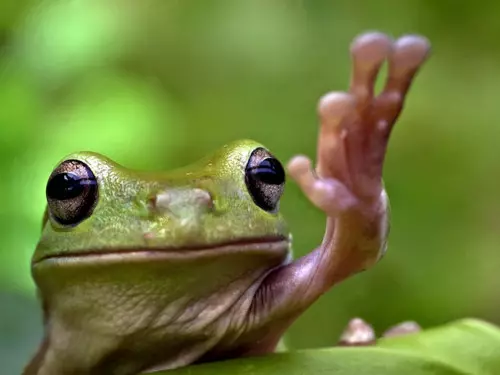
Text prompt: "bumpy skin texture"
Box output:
[[24, 32, 430, 375]]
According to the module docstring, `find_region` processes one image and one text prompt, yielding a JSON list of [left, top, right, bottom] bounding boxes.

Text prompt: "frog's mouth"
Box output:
[[32, 236, 291, 266]]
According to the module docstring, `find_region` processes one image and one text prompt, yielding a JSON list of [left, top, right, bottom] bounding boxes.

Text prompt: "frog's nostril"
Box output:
[[191, 188, 214, 211], [152, 192, 170, 211]]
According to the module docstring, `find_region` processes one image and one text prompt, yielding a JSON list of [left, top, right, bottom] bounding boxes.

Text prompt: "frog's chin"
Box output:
[[32, 236, 291, 267]]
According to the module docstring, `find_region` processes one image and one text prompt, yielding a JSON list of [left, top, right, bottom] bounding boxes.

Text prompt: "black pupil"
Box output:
[[250, 158, 285, 185], [46, 172, 94, 200]]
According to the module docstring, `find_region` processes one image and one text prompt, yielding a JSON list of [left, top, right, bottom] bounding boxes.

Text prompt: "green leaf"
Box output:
[[152, 319, 500, 375], [377, 319, 500, 375]]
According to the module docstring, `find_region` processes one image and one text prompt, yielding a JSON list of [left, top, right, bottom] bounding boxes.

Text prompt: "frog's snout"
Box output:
[[149, 188, 214, 218]]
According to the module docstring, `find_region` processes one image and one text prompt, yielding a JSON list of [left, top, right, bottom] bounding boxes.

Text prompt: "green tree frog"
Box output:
[[24, 32, 430, 375]]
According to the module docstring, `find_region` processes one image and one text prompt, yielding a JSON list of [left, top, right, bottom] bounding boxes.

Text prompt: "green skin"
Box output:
[[30, 141, 291, 374], [24, 32, 430, 375]]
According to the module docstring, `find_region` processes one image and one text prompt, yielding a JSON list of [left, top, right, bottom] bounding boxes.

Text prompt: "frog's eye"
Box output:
[[245, 148, 285, 212], [46, 160, 98, 226]]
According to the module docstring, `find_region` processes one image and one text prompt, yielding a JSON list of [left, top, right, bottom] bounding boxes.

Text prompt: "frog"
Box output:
[[23, 32, 430, 375]]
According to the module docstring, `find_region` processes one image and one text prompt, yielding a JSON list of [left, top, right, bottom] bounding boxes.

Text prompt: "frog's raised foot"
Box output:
[[269, 31, 431, 309], [235, 31, 430, 363]]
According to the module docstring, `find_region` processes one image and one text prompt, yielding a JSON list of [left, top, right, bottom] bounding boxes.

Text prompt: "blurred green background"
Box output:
[[1, 0, 500, 373]]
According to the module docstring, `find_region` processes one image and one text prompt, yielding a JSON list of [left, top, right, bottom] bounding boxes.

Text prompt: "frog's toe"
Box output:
[[317, 92, 356, 127], [349, 31, 392, 101], [383, 321, 422, 338], [338, 317, 376, 346], [373, 35, 431, 127], [287, 155, 357, 216]]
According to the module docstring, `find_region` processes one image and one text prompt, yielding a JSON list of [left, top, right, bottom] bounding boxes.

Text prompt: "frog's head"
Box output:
[[31, 140, 291, 352], [34, 139, 289, 260]]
